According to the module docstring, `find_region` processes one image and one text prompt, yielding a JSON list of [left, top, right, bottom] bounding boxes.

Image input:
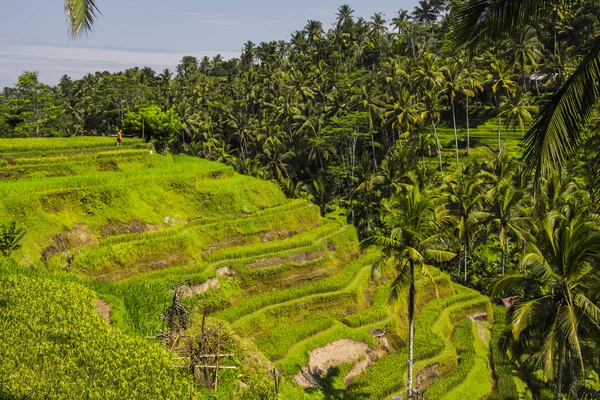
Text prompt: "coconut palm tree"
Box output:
[[422, 88, 445, 174], [490, 211, 600, 399], [447, 0, 600, 181], [336, 4, 355, 29], [386, 90, 422, 142], [64, 0, 99, 38], [442, 62, 466, 169], [489, 58, 517, 157], [500, 88, 538, 156], [485, 179, 535, 275], [461, 66, 484, 155], [362, 186, 456, 399], [443, 168, 488, 284], [509, 27, 543, 91]]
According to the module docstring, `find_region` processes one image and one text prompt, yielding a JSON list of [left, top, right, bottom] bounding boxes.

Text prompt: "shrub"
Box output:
[[0, 220, 26, 256]]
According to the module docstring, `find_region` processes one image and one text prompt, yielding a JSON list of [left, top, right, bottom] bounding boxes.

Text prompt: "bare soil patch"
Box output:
[[282, 267, 330, 286], [94, 299, 111, 325], [294, 339, 377, 389], [176, 278, 220, 298], [41, 224, 99, 265], [216, 266, 236, 277], [99, 219, 158, 238], [247, 256, 284, 269], [416, 363, 440, 391], [287, 250, 325, 264], [259, 228, 295, 242]]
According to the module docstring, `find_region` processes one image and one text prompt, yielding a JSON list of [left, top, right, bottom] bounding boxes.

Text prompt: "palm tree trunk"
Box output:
[[466, 97, 470, 156], [501, 245, 505, 275], [556, 341, 564, 400], [371, 133, 377, 173], [407, 259, 416, 399], [420, 131, 425, 167], [431, 118, 443, 175], [452, 101, 459, 169], [497, 98, 502, 158], [464, 236, 468, 285], [457, 248, 462, 281]]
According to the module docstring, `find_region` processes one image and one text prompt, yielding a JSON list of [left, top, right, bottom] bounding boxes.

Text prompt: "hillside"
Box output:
[[0, 138, 503, 399]]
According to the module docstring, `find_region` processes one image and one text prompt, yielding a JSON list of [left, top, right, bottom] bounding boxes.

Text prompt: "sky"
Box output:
[[0, 0, 419, 88]]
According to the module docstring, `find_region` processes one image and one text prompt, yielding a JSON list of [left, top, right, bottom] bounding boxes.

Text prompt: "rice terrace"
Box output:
[[1, 0, 600, 399]]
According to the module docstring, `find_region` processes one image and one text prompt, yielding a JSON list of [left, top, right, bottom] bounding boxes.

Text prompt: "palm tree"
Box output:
[[485, 179, 535, 275], [461, 66, 484, 155], [489, 58, 517, 157], [362, 186, 455, 399], [442, 63, 465, 169], [412, 0, 439, 24], [422, 88, 445, 174], [447, 0, 600, 181], [352, 85, 385, 171], [64, 0, 99, 38], [490, 211, 600, 399], [443, 169, 488, 284], [500, 88, 538, 156], [336, 4, 355, 29], [509, 27, 543, 91]]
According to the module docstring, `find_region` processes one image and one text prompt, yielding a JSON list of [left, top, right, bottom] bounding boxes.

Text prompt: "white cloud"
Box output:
[[0, 38, 240, 87]]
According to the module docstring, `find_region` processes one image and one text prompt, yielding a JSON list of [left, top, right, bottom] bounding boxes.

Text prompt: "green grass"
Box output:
[[425, 318, 477, 399], [489, 305, 519, 399]]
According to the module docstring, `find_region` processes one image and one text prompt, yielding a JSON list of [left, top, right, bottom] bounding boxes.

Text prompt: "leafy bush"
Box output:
[[0, 274, 198, 399], [0, 220, 26, 256]]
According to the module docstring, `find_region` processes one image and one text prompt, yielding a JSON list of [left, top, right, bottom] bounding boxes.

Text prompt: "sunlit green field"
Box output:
[[0, 138, 502, 399]]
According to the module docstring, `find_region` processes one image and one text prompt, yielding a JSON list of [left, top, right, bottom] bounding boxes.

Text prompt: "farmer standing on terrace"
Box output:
[[116, 130, 123, 146]]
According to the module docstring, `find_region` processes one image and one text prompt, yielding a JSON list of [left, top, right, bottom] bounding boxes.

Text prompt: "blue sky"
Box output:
[[0, 0, 419, 87]]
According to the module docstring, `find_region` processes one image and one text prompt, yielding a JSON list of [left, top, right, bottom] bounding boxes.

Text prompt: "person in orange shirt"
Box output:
[[117, 130, 123, 146]]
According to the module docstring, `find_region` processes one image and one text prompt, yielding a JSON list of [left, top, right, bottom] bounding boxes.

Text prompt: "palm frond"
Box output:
[[446, 0, 562, 52], [64, 0, 100, 39], [389, 266, 411, 303], [574, 293, 600, 331], [522, 36, 600, 181], [489, 273, 534, 299]]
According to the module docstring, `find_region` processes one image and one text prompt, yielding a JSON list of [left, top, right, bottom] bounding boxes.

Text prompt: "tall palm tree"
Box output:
[[447, 0, 600, 181], [335, 4, 355, 29], [509, 27, 543, 91], [443, 169, 488, 284], [412, 0, 439, 24], [490, 211, 600, 399], [489, 58, 517, 157], [461, 66, 484, 155], [442, 63, 466, 169], [422, 88, 445, 174], [352, 85, 385, 171], [362, 186, 455, 399], [64, 0, 99, 38], [386, 90, 421, 140], [485, 179, 535, 275], [501, 88, 538, 155]]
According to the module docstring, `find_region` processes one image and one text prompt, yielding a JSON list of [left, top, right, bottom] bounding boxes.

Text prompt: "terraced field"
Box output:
[[431, 117, 526, 169], [0, 137, 500, 399]]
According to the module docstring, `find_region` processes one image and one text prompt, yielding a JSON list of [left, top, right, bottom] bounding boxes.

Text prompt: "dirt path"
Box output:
[[94, 299, 111, 325]]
